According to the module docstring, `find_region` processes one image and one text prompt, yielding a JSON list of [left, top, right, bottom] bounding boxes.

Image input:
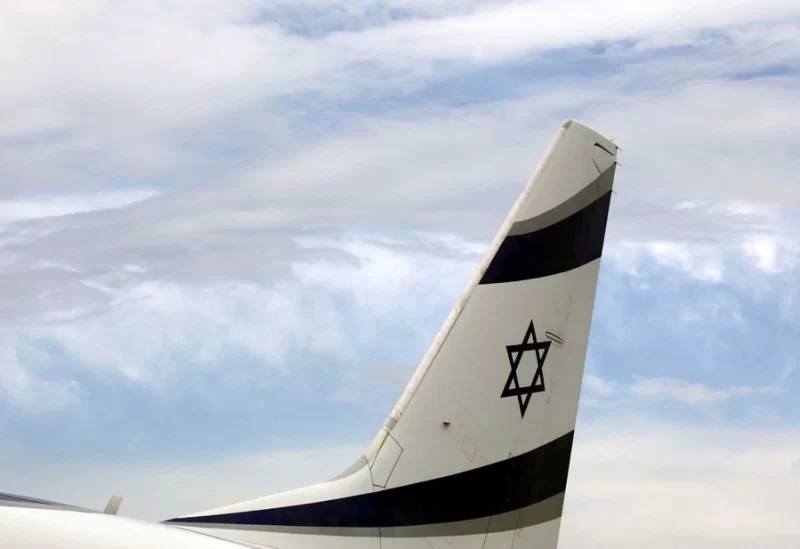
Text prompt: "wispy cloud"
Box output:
[[583, 373, 617, 396], [562, 422, 800, 549], [628, 376, 783, 406], [606, 199, 800, 282], [583, 371, 786, 413], [0, 190, 158, 226], [2, 0, 798, 201]]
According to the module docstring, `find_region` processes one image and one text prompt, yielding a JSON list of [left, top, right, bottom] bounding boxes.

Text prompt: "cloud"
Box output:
[[561, 422, 800, 549], [0, 335, 83, 414], [605, 198, 800, 282], [741, 234, 800, 274], [0, 232, 480, 464], [324, 0, 800, 68], [3, 226, 798, 464], [632, 241, 725, 282], [582, 370, 787, 416], [583, 373, 617, 396], [628, 376, 783, 406], [0, 190, 158, 226], [586, 250, 799, 424], [2, 0, 798, 203]]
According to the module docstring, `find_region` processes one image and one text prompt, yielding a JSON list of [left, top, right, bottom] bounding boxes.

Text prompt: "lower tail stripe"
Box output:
[[166, 431, 573, 529]]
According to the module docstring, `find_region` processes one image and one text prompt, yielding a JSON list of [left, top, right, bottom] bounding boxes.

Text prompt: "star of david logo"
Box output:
[[501, 320, 551, 418]]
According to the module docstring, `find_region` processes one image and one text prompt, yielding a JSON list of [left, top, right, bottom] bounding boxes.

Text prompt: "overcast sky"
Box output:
[[1, 1, 799, 548]]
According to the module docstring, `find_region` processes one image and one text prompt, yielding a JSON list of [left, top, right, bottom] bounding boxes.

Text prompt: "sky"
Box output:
[[1, 1, 799, 547]]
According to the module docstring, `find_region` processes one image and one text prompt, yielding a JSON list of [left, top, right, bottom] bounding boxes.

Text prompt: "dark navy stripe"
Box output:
[[480, 191, 612, 285], [166, 431, 573, 528]]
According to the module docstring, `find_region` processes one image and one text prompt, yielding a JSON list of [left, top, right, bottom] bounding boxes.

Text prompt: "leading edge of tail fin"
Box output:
[[167, 120, 619, 549]]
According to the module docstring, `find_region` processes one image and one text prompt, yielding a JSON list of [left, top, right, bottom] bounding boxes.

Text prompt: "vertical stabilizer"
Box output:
[[167, 120, 620, 549]]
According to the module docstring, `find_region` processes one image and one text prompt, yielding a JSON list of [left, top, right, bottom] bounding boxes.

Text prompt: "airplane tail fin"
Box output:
[[167, 120, 619, 549]]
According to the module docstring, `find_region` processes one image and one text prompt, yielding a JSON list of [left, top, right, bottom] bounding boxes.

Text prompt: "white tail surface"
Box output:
[[167, 120, 619, 549]]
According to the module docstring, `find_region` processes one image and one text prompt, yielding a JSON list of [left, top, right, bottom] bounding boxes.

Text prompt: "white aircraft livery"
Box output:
[[0, 119, 619, 549]]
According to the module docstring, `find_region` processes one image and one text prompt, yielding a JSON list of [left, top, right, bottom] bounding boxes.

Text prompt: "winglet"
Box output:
[[103, 495, 123, 515]]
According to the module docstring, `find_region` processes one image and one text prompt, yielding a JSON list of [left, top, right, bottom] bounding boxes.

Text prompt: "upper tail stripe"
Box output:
[[479, 188, 612, 285]]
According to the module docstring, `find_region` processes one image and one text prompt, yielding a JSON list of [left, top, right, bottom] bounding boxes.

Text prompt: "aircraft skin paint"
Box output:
[[0, 120, 619, 549]]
